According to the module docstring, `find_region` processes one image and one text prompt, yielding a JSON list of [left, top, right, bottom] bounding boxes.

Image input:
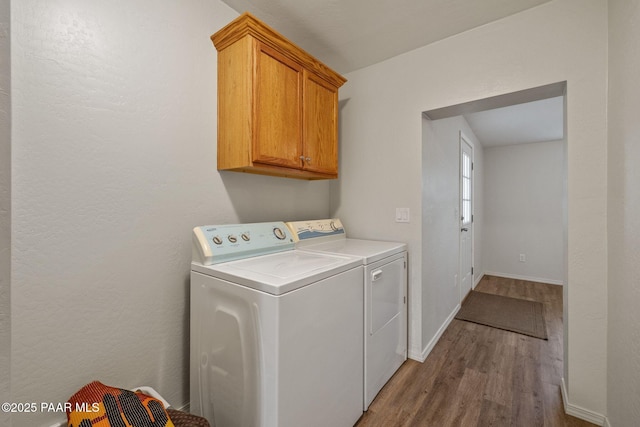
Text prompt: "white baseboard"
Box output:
[[561, 378, 607, 426], [411, 303, 460, 363], [407, 347, 424, 362], [483, 271, 563, 286], [408, 331, 425, 361], [473, 272, 484, 288]]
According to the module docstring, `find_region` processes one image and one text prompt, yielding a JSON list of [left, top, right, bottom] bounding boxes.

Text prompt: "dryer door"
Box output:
[[365, 253, 408, 409], [369, 256, 405, 335]]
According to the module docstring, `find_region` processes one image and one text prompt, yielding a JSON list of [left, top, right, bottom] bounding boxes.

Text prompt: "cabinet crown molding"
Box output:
[[211, 12, 346, 89]]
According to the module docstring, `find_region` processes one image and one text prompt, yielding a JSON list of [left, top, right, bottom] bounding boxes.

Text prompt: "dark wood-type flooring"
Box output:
[[355, 275, 597, 427]]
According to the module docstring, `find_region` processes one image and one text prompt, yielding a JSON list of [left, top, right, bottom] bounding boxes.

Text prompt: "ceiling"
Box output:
[[219, 0, 561, 147], [464, 96, 564, 147], [219, 0, 552, 74]]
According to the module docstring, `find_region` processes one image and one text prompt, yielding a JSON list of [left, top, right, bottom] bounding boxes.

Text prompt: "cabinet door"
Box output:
[[253, 43, 303, 169], [303, 72, 339, 176]]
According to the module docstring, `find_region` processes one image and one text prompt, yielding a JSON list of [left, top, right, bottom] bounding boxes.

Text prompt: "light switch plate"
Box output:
[[395, 208, 410, 223]]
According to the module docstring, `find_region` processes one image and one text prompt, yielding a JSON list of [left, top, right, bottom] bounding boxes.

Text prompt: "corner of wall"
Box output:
[[416, 303, 460, 363], [561, 378, 607, 426]]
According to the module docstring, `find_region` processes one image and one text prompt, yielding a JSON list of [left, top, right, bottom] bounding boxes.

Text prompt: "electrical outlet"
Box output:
[[519, 254, 526, 262]]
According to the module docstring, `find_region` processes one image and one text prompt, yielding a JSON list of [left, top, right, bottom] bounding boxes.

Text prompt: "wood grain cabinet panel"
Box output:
[[303, 71, 339, 175], [254, 43, 303, 169], [212, 13, 346, 180]]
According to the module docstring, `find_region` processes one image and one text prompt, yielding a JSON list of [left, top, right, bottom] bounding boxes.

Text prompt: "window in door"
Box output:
[[462, 151, 472, 225]]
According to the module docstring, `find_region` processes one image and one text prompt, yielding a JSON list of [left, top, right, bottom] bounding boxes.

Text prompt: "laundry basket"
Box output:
[[136, 387, 210, 427], [167, 409, 210, 427], [61, 382, 210, 427], [136, 386, 210, 427]]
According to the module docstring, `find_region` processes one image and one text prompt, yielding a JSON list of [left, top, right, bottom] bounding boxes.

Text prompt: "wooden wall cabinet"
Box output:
[[212, 13, 346, 180]]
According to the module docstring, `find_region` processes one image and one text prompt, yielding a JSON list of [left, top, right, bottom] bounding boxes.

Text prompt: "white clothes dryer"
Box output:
[[190, 222, 364, 427], [285, 219, 408, 410]]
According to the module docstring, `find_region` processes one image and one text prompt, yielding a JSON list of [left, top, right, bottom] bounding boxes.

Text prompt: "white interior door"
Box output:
[[459, 133, 473, 300]]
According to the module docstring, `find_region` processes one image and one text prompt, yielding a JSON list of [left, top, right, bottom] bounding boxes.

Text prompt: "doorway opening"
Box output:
[[420, 80, 567, 365]]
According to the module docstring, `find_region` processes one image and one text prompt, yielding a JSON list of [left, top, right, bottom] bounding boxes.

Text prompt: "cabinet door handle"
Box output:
[[305, 157, 311, 164]]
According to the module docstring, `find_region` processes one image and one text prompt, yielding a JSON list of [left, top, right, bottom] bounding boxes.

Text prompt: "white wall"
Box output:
[[333, 0, 608, 417], [483, 140, 564, 285], [0, 1, 11, 426], [420, 116, 484, 358], [10, 1, 331, 425], [607, 0, 640, 425]]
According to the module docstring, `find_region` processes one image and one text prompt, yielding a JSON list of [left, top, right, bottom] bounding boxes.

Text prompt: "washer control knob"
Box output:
[[241, 233, 250, 241], [273, 227, 286, 240], [212, 236, 223, 245], [228, 235, 237, 243]]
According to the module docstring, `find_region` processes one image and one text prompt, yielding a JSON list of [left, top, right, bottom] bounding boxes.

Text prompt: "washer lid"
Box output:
[[298, 238, 406, 265], [191, 250, 361, 295]]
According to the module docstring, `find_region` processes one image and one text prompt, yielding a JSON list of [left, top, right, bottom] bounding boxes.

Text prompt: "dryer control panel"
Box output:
[[285, 218, 346, 243], [192, 222, 294, 265]]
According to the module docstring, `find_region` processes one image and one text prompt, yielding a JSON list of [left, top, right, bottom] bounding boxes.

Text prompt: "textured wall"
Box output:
[[0, 0, 11, 426], [10, 1, 331, 425], [483, 140, 564, 284], [333, 0, 608, 416], [420, 116, 483, 358], [607, 0, 640, 425]]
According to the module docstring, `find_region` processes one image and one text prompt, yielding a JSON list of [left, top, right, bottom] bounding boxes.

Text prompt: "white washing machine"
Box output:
[[190, 222, 364, 427], [286, 219, 407, 410]]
